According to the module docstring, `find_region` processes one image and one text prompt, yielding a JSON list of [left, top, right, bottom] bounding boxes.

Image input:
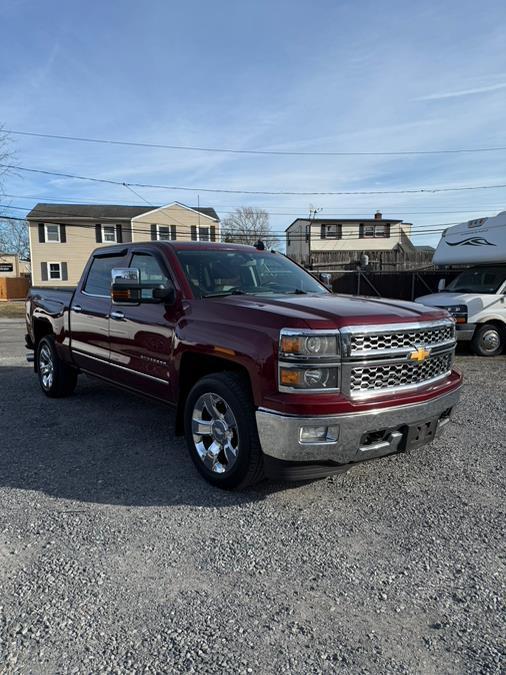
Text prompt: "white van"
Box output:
[[416, 211, 506, 356]]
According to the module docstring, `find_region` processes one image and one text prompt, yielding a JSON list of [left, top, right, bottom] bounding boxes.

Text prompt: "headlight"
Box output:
[[442, 305, 467, 324], [279, 365, 339, 390], [445, 304, 467, 314], [278, 329, 340, 392], [279, 330, 340, 358]]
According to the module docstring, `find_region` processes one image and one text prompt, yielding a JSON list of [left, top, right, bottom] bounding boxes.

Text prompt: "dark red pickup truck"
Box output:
[[26, 241, 462, 489]]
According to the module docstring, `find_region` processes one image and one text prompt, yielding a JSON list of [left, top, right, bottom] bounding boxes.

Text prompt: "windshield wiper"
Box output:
[[288, 288, 308, 294], [202, 289, 248, 298]]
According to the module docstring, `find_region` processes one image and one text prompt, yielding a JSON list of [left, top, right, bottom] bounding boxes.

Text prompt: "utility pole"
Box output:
[[307, 205, 321, 268]]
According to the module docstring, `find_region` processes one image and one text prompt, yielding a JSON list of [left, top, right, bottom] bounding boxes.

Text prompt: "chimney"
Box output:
[[374, 210, 382, 220]]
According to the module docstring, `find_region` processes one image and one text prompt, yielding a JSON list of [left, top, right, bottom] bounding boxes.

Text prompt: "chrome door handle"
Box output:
[[110, 311, 125, 321], [72, 305, 82, 313]]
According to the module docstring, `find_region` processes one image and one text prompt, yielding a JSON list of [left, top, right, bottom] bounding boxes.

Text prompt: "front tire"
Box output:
[[470, 323, 504, 357], [183, 372, 264, 489], [36, 336, 78, 397]]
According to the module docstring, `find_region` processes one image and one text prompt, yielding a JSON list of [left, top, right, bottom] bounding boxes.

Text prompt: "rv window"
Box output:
[[446, 267, 506, 294]]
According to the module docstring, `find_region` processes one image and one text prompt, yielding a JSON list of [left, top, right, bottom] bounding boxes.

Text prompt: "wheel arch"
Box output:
[[474, 317, 506, 335], [175, 352, 253, 435]]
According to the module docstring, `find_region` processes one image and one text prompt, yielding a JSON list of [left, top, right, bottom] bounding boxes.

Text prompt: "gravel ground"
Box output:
[[0, 319, 504, 674]]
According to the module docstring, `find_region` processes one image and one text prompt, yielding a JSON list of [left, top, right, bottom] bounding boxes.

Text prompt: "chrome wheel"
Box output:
[[192, 393, 240, 474], [480, 329, 500, 354], [39, 344, 54, 390]]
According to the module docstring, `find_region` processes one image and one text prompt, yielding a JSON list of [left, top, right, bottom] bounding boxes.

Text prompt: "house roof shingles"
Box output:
[[26, 203, 219, 222]]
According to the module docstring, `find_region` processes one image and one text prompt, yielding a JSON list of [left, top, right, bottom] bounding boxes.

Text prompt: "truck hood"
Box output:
[[210, 293, 448, 329], [415, 292, 488, 307]]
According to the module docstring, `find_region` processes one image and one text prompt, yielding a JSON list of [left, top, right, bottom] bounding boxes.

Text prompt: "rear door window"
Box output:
[[84, 255, 127, 296], [130, 253, 173, 299]]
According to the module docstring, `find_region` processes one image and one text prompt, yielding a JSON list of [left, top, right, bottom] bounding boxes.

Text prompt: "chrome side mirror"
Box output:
[[319, 272, 332, 288], [111, 268, 141, 304]]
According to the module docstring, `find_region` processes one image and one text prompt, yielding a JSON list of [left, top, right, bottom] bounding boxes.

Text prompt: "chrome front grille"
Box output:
[[349, 324, 454, 356], [349, 353, 453, 396], [340, 320, 456, 399]]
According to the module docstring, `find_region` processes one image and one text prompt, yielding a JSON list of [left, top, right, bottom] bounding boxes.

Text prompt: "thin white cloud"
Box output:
[[414, 82, 506, 101]]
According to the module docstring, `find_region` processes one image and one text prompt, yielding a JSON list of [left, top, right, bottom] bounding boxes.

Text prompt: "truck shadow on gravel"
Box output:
[[0, 366, 306, 508]]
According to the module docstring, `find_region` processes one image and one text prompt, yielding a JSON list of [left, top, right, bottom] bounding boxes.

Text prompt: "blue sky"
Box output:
[[1, 0, 506, 247]]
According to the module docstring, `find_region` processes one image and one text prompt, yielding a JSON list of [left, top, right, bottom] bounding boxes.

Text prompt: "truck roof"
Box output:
[[161, 241, 260, 252], [95, 241, 264, 254]]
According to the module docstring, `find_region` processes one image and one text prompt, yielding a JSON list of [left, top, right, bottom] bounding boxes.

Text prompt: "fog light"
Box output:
[[299, 425, 339, 443]]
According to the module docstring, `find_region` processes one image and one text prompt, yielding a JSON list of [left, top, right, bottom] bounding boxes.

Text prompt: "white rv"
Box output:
[[416, 210, 506, 356]]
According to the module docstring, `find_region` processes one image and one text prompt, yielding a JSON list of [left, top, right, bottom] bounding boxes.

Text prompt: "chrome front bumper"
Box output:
[[255, 386, 461, 464]]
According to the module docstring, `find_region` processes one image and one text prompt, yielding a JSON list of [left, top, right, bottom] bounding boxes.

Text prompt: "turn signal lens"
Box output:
[[280, 368, 301, 386], [279, 366, 338, 390], [280, 336, 302, 354]]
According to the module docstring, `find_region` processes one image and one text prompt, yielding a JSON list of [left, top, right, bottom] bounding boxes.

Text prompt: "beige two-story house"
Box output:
[[285, 211, 424, 269], [27, 201, 220, 286]]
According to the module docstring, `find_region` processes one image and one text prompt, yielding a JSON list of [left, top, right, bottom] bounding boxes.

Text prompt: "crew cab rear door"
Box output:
[[107, 248, 178, 401], [70, 250, 129, 375]]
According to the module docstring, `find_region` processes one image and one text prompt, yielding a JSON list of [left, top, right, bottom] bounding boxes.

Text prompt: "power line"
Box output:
[[121, 183, 153, 206], [0, 202, 459, 232], [2, 196, 500, 220], [3, 193, 506, 212], [5, 128, 506, 157], [2, 162, 506, 196]]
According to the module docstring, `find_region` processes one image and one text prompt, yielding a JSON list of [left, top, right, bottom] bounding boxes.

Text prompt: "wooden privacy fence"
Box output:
[[317, 269, 464, 301], [311, 249, 434, 271], [0, 277, 30, 301]]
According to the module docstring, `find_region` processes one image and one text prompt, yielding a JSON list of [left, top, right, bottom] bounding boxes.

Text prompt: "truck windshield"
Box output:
[[175, 249, 329, 298], [446, 266, 506, 294]]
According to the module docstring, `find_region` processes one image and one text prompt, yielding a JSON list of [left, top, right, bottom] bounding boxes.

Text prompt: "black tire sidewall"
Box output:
[[184, 375, 255, 489]]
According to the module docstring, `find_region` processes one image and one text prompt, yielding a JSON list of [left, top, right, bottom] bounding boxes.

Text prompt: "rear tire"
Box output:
[[36, 335, 78, 397], [184, 372, 264, 489], [470, 323, 504, 357]]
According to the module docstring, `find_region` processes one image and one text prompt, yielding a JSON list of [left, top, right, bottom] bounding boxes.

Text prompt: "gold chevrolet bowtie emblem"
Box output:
[[409, 346, 431, 362]]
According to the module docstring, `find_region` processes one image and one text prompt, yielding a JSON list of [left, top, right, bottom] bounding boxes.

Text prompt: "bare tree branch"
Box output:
[[221, 207, 280, 248], [0, 125, 14, 196], [0, 127, 29, 263], [0, 218, 30, 263]]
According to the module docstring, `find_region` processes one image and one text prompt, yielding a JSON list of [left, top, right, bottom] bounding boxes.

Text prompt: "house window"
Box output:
[[326, 224, 341, 239], [102, 225, 117, 243], [199, 226, 210, 242], [156, 224, 177, 240], [45, 224, 61, 242], [157, 225, 171, 241], [48, 262, 62, 280], [361, 224, 389, 238]]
